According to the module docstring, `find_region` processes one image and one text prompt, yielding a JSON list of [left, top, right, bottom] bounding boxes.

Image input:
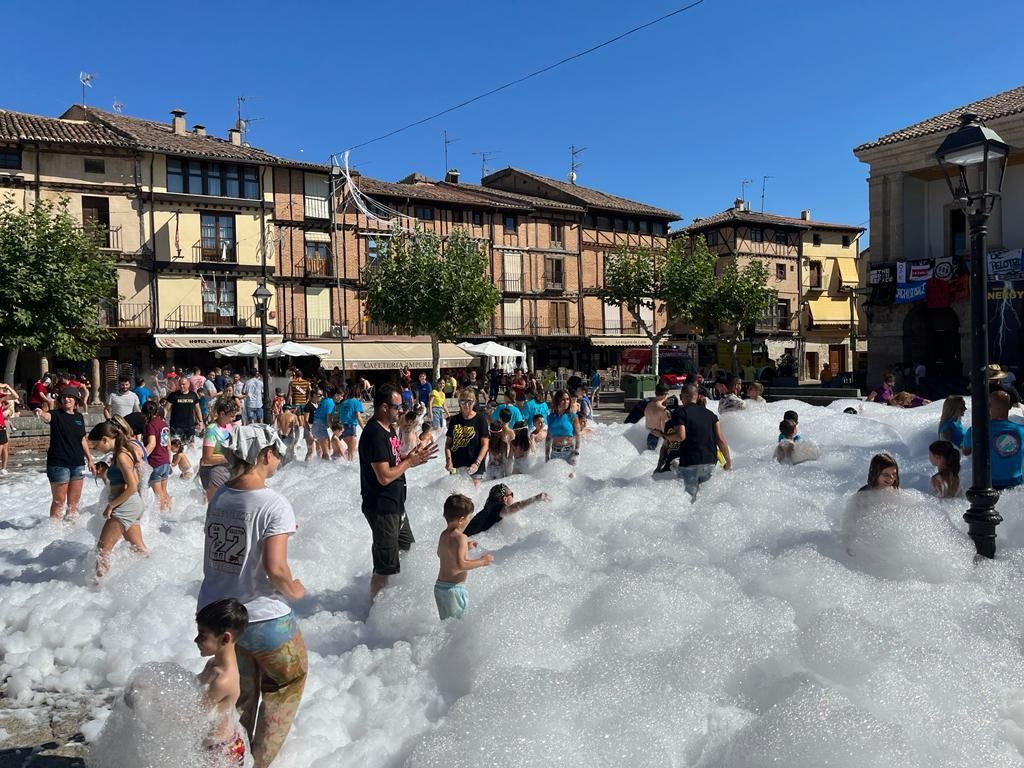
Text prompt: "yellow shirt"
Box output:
[[429, 389, 446, 409]]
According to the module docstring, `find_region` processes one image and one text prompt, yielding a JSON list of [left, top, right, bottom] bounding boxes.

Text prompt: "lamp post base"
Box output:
[[964, 486, 1002, 558]]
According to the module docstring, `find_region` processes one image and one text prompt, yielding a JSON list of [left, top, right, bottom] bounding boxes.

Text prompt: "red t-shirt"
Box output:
[[145, 416, 171, 467], [29, 381, 49, 407]]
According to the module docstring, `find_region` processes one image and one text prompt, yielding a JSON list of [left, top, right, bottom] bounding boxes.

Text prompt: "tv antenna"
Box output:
[[760, 175, 773, 213], [112, 98, 125, 114], [79, 72, 95, 105], [472, 150, 498, 180], [443, 129, 458, 176], [235, 95, 263, 145], [740, 178, 753, 206], [569, 144, 587, 184]]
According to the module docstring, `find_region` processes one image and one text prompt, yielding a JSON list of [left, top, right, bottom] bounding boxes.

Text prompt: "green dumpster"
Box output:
[[623, 374, 657, 399]]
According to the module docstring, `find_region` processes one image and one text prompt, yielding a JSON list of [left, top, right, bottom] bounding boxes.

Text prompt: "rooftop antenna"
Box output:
[[79, 72, 95, 106], [760, 175, 773, 213], [443, 129, 458, 176], [740, 178, 753, 207], [112, 98, 124, 114], [569, 144, 587, 185], [472, 150, 498, 181], [235, 95, 263, 145]]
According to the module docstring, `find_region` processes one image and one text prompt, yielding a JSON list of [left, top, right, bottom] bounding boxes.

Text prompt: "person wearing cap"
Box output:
[[463, 484, 551, 537], [197, 424, 305, 767], [35, 388, 95, 520]]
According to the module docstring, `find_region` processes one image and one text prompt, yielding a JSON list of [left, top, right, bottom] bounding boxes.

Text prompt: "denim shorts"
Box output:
[[148, 462, 171, 484], [342, 423, 357, 438], [46, 464, 86, 484], [310, 421, 329, 440]]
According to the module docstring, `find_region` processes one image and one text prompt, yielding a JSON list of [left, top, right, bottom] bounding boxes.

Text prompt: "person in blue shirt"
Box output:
[[938, 395, 967, 448], [336, 385, 366, 461], [545, 389, 579, 472], [132, 377, 152, 407], [415, 372, 433, 405], [401, 384, 414, 412], [312, 387, 342, 460], [492, 390, 523, 425], [520, 391, 548, 433], [964, 390, 1024, 490]]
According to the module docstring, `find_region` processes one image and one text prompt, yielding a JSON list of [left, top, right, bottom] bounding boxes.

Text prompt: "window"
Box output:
[[549, 301, 571, 333], [652, 222, 665, 236], [550, 224, 564, 248], [583, 214, 597, 228], [812, 233, 822, 247], [809, 261, 823, 289], [597, 216, 612, 230], [414, 206, 434, 221], [366, 236, 380, 263], [639, 220, 650, 234], [502, 299, 523, 334], [472, 210, 483, 226], [544, 256, 565, 289], [452, 209, 464, 224], [202, 275, 237, 325], [84, 158, 105, 175], [304, 174, 331, 219], [776, 299, 791, 330], [304, 241, 331, 277], [842, 235, 850, 248], [504, 214, 517, 233], [627, 220, 637, 233], [774, 231, 787, 245], [502, 251, 522, 292], [614, 218, 625, 232], [166, 158, 261, 199], [750, 227, 763, 243], [0, 145, 20, 170], [705, 231, 719, 247], [775, 263, 786, 281], [200, 213, 236, 261]]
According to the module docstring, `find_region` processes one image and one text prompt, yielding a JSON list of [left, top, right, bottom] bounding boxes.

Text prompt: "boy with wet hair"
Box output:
[[435, 494, 493, 620], [195, 598, 249, 767]]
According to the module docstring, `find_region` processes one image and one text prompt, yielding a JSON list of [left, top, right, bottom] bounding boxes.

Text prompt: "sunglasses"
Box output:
[[459, 400, 474, 406]]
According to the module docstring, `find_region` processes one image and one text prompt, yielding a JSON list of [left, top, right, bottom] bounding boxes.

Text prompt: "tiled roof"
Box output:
[[68, 106, 281, 163], [483, 167, 680, 219], [0, 109, 130, 147], [353, 175, 531, 209], [453, 182, 585, 212], [855, 84, 1024, 152], [683, 207, 864, 233]]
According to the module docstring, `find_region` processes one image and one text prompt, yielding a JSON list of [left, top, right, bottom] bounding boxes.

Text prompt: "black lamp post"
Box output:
[[252, 283, 273, 423], [935, 112, 1010, 558]]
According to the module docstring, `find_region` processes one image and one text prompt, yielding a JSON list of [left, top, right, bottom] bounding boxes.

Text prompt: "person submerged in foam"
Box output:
[[463, 483, 551, 537], [435, 493, 493, 620], [857, 453, 900, 493], [195, 598, 251, 768]]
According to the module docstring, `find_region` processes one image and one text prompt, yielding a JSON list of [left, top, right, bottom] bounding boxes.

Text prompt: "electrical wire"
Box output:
[[337, 0, 707, 155]]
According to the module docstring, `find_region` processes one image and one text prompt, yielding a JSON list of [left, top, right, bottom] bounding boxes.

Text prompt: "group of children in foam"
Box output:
[[2, 397, 1024, 767]]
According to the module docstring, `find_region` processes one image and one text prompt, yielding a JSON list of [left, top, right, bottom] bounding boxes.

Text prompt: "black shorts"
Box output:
[[0, 426, 7, 445], [362, 496, 414, 576]]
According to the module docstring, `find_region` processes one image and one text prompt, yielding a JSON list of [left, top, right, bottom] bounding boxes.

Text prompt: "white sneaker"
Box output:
[[0, 469, 7, 475]]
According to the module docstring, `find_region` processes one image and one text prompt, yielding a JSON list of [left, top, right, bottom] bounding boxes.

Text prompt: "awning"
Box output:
[[590, 335, 662, 347], [321, 341, 475, 370], [215, 342, 263, 357], [270, 341, 331, 358], [304, 231, 331, 243], [834, 258, 860, 287], [808, 299, 852, 327], [458, 341, 526, 357], [155, 333, 284, 349]]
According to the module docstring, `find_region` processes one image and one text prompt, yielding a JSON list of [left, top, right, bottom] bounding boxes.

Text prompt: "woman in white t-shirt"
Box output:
[[197, 424, 306, 768]]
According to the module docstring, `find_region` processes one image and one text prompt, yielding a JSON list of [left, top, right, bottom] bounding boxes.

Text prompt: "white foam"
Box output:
[[1, 401, 1023, 766]]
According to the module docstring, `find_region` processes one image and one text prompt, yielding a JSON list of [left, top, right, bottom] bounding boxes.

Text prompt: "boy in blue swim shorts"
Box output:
[[435, 493, 493, 620]]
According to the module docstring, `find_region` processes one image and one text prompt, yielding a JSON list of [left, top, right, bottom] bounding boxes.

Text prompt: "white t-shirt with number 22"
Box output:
[[198, 486, 297, 623]]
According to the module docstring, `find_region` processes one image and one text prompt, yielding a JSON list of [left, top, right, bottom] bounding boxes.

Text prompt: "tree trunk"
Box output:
[[3, 345, 20, 386], [431, 335, 441, 383], [650, 337, 660, 377]]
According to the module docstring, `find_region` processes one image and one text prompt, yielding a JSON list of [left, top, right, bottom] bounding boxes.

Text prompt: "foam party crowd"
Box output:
[[2, 365, 1024, 768]]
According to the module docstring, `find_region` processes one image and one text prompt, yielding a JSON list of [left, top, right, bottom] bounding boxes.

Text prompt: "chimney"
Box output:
[[800, 209, 811, 221], [734, 197, 745, 211], [228, 127, 242, 146], [192, 124, 206, 137], [170, 108, 186, 136], [445, 169, 460, 184]]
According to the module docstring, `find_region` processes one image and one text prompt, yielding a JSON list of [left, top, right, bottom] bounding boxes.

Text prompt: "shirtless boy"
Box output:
[[435, 494, 494, 620], [644, 383, 671, 451], [195, 598, 249, 767]]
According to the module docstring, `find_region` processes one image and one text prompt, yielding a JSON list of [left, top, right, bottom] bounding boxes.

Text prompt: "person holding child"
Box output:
[[198, 423, 306, 768], [435, 493, 494, 620]]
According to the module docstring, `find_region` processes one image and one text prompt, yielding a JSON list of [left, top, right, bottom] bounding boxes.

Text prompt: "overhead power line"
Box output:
[[339, 0, 707, 155]]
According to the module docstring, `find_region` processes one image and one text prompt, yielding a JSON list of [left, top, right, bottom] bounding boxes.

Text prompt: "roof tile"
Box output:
[[0, 109, 130, 147], [682, 207, 864, 233]]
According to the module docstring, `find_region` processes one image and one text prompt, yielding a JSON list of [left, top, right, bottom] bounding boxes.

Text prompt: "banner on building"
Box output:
[[988, 248, 1024, 279], [869, 262, 896, 305], [988, 280, 1024, 369]]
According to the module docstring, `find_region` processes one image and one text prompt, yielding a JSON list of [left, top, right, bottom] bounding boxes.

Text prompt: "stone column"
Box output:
[[38, 355, 50, 377], [90, 358, 102, 405]]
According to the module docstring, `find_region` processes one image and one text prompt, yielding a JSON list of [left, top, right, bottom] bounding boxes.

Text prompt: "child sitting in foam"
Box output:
[[773, 418, 819, 465]]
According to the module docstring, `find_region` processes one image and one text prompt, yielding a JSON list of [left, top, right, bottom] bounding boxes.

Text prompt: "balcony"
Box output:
[[304, 196, 331, 220], [100, 302, 152, 329], [302, 255, 333, 280], [543, 277, 564, 292], [535, 323, 579, 337], [194, 239, 237, 264], [163, 304, 259, 330], [76, 224, 122, 253], [499, 318, 535, 335], [501, 275, 523, 293], [363, 320, 397, 335], [755, 315, 794, 333], [304, 318, 335, 338]]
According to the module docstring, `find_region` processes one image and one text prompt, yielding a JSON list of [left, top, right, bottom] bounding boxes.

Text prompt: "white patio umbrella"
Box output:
[[457, 341, 525, 358], [269, 341, 331, 358], [214, 341, 263, 357]]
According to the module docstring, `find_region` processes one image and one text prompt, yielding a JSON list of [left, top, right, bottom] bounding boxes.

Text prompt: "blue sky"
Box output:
[[5, 0, 1024, 238]]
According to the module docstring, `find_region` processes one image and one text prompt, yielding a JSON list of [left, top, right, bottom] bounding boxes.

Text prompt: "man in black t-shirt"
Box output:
[[445, 390, 490, 479], [166, 378, 202, 443], [358, 383, 437, 600], [669, 384, 732, 501]]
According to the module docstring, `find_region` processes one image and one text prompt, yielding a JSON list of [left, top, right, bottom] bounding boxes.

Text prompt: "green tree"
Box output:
[[599, 238, 715, 376], [363, 225, 500, 380], [700, 258, 777, 374], [0, 196, 117, 382]]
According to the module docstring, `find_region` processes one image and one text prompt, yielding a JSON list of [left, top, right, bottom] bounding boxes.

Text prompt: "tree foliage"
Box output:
[[600, 237, 715, 375], [0, 196, 117, 366], [363, 226, 501, 378], [699, 258, 777, 371]]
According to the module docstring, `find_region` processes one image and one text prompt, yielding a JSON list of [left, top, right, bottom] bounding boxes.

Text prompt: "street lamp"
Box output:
[[840, 285, 872, 371], [252, 283, 273, 423], [934, 112, 1010, 558]]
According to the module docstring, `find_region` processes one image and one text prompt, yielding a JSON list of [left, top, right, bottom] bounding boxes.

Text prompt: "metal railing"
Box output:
[[76, 224, 122, 252], [304, 196, 330, 220], [755, 316, 794, 333], [100, 302, 152, 329], [304, 318, 334, 337], [501, 275, 523, 292], [302, 255, 333, 279], [193, 239, 237, 263], [535, 323, 579, 336], [544, 277, 565, 291], [363, 320, 397, 335], [164, 305, 258, 329]]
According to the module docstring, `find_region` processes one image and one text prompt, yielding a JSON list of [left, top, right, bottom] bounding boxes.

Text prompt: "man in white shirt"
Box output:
[[104, 376, 141, 419], [242, 371, 265, 424]]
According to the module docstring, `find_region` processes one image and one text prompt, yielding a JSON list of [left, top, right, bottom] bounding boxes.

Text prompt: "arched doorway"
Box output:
[[903, 305, 962, 381]]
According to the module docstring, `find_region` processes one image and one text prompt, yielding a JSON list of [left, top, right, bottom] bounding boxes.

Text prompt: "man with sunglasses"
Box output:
[[445, 389, 490, 480], [358, 384, 438, 600]]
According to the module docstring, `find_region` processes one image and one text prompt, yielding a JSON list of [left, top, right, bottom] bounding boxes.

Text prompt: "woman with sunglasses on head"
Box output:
[[445, 389, 490, 481], [545, 389, 580, 472], [36, 388, 96, 521]]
